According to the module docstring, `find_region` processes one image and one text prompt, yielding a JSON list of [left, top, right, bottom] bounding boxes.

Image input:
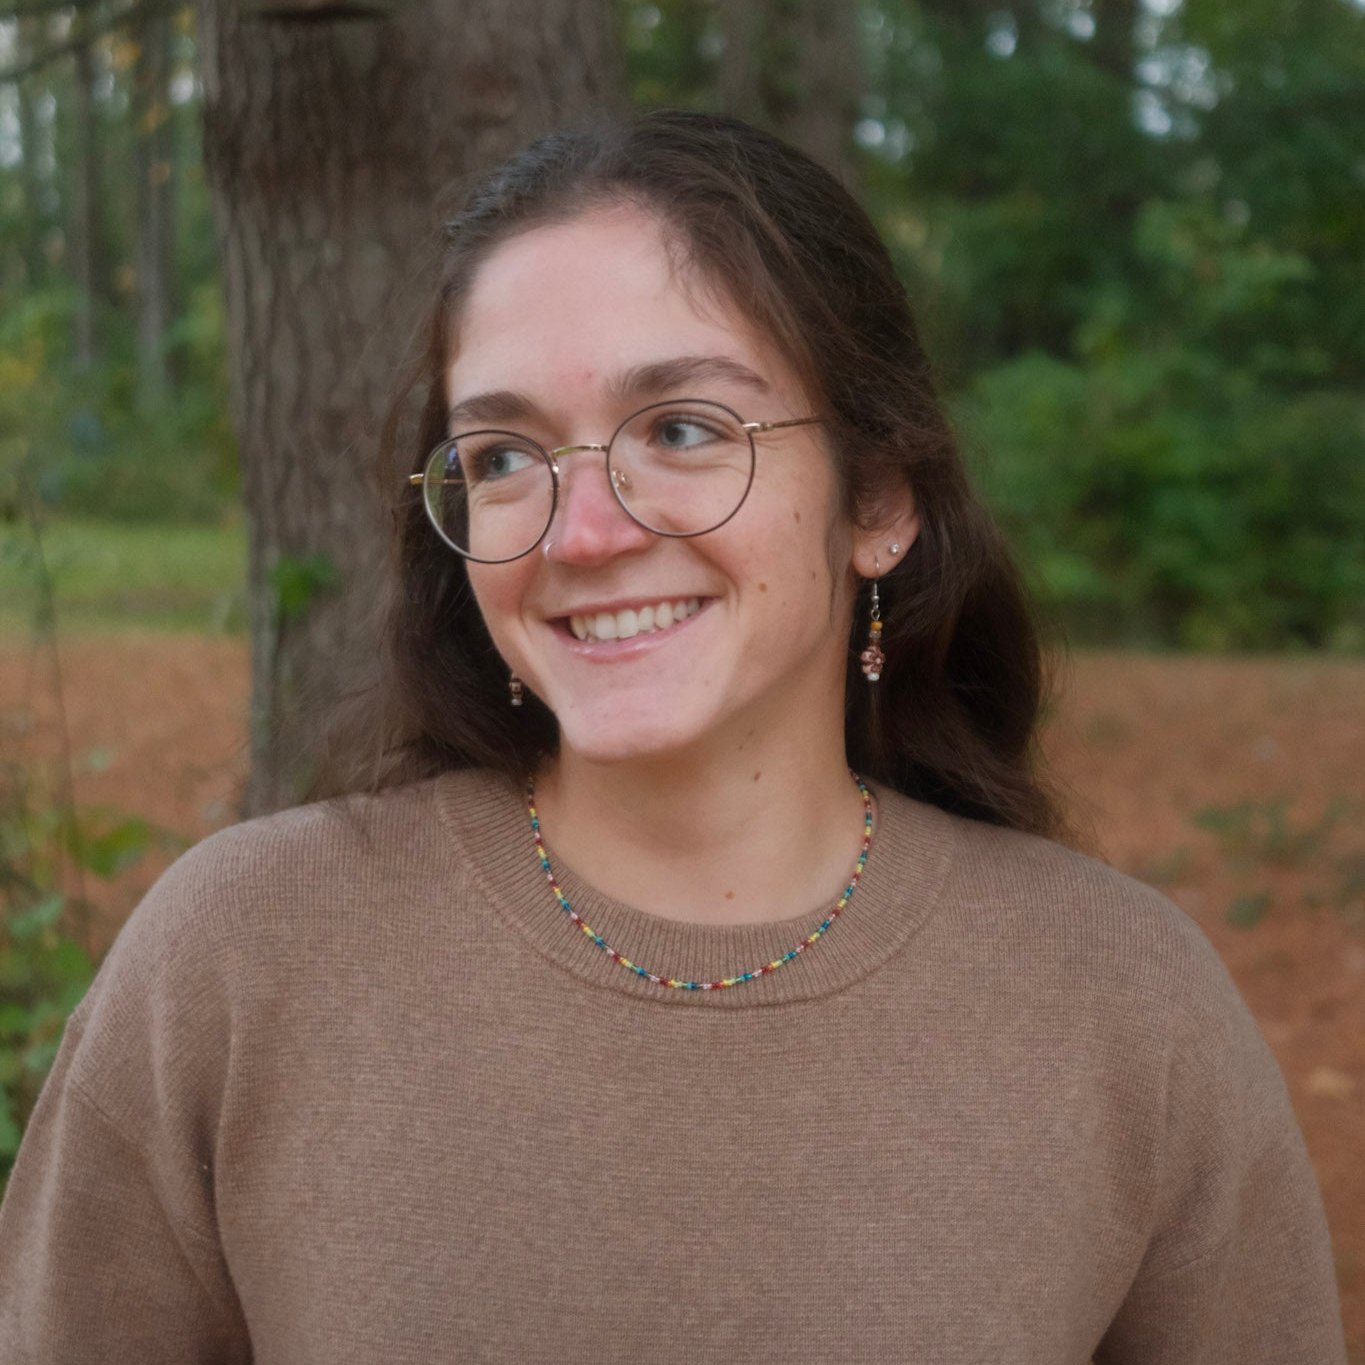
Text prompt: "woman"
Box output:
[[0, 111, 1346, 1363]]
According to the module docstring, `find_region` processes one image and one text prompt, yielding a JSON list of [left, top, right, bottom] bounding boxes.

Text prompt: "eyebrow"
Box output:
[[445, 354, 772, 430]]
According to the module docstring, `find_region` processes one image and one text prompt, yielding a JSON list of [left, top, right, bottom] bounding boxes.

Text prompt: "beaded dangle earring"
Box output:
[[859, 557, 885, 684], [508, 672, 525, 707]]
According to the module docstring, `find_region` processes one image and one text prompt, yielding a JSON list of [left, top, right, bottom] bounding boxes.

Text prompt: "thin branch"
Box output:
[[0, 0, 171, 84], [19, 477, 92, 954]]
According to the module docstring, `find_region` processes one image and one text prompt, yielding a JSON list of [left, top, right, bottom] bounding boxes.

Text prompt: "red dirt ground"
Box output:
[[3, 634, 1363, 1356]]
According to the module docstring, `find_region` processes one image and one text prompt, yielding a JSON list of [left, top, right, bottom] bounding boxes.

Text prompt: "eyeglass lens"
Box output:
[[422, 400, 755, 562]]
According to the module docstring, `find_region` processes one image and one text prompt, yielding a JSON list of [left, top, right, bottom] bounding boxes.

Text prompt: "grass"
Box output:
[[0, 517, 247, 637]]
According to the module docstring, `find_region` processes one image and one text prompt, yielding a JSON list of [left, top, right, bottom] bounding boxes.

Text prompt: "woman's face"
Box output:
[[449, 203, 906, 768]]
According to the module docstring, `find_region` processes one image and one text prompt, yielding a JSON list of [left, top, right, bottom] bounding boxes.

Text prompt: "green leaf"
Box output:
[[1226, 891, 1273, 928], [0, 1088, 21, 1160], [6, 893, 64, 941], [44, 939, 94, 987], [68, 817, 155, 879], [270, 552, 340, 624]]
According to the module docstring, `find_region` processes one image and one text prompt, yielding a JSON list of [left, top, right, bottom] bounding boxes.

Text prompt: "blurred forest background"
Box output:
[[1, 1, 1364, 1349], [2, 0, 1363, 655]]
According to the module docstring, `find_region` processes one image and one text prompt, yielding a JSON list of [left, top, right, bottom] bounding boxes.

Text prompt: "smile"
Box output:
[[567, 597, 704, 643]]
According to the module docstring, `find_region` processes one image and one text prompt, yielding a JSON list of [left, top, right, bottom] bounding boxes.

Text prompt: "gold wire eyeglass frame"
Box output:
[[405, 397, 826, 564]]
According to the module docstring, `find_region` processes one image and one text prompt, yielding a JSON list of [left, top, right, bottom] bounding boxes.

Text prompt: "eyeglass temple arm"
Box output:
[[741, 416, 826, 433]]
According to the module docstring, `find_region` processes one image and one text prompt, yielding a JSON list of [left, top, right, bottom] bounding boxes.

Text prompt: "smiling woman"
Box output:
[[0, 112, 1347, 1363]]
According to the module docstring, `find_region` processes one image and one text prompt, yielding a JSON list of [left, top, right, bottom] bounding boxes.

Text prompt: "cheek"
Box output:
[[742, 500, 848, 634], [466, 563, 534, 653]]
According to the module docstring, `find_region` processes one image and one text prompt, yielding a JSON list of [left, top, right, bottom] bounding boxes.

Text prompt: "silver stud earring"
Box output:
[[509, 673, 524, 707], [889, 542, 902, 555]]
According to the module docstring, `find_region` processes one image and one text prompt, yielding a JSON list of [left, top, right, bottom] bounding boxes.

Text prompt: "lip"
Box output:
[[548, 597, 715, 660]]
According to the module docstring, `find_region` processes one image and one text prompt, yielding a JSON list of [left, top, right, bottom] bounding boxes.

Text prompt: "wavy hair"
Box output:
[[310, 109, 1075, 842]]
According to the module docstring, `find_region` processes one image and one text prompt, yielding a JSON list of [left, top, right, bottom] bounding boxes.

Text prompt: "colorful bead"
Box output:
[[525, 773, 874, 990]]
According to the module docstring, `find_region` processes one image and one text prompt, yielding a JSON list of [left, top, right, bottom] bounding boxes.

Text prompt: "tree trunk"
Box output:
[[15, 15, 49, 290], [717, 0, 860, 184], [131, 2, 174, 410], [70, 8, 107, 371], [194, 0, 623, 817], [1091, 0, 1139, 82]]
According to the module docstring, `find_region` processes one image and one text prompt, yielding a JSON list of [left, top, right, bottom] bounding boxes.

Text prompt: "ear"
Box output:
[[850, 486, 920, 581]]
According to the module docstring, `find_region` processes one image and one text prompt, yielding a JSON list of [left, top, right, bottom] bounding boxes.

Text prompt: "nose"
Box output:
[[544, 446, 654, 565]]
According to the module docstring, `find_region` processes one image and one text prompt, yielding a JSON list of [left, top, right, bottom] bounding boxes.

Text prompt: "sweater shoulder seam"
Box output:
[[65, 1077, 223, 1253]]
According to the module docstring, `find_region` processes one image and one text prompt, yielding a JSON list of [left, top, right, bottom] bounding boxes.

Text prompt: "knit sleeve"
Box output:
[[1094, 929, 1347, 1364], [0, 835, 254, 1364], [0, 1060, 251, 1363]]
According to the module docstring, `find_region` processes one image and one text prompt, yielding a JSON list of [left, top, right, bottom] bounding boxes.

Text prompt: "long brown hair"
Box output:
[[311, 109, 1076, 842]]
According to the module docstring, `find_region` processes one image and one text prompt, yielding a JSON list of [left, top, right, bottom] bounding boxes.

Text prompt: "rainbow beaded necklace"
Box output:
[[525, 772, 874, 990]]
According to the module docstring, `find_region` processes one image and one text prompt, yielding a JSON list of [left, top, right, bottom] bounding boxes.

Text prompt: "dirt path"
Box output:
[[4, 633, 1363, 1355]]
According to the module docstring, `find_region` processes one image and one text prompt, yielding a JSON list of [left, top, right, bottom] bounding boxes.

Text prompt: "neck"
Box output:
[[531, 721, 871, 928]]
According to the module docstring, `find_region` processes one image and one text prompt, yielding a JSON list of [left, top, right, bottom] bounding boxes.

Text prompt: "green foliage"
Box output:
[[19, 284, 240, 526], [1190, 795, 1356, 868], [961, 345, 1365, 649], [0, 759, 185, 1193], [1186, 794, 1364, 931], [856, 0, 1365, 651], [271, 552, 341, 624], [1225, 889, 1274, 928], [4, 0, 1362, 652]]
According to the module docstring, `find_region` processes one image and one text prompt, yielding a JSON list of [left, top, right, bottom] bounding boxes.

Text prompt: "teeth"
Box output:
[[568, 598, 703, 643]]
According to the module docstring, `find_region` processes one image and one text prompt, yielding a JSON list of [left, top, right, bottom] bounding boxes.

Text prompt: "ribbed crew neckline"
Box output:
[[433, 767, 957, 1008]]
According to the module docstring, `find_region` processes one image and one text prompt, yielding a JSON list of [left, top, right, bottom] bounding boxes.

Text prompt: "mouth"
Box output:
[[550, 596, 711, 652]]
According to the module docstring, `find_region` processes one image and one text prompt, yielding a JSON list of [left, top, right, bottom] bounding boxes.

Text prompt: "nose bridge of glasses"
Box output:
[[548, 441, 635, 497], [549, 441, 610, 459], [548, 441, 638, 517]]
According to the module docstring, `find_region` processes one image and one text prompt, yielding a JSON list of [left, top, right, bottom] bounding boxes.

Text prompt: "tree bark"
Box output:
[[717, 0, 860, 184], [69, 6, 108, 370], [131, 1, 174, 409], [15, 15, 49, 290], [1090, 0, 1139, 82], [194, 0, 623, 816]]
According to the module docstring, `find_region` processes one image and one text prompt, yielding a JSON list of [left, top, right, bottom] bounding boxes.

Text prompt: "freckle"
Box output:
[[725, 890, 735, 901], [758, 582, 768, 593], [753, 771, 761, 782], [793, 510, 802, 523]]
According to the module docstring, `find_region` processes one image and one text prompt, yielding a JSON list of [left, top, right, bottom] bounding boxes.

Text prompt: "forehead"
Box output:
[[446, 205, 804, 408]]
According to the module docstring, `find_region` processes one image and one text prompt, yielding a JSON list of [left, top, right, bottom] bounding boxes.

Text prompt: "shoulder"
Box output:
[[909, 796, 1243, 1014], [163, 775, 450, 894], [58, 775, 467, 1110], [87, 774, 465, 993]]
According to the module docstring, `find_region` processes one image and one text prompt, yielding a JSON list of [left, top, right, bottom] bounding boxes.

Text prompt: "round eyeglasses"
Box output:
[[407, 397, 825, 564]]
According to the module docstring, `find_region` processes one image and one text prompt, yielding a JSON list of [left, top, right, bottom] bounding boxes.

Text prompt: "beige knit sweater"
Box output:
[[0, 768, 1347, 1363]]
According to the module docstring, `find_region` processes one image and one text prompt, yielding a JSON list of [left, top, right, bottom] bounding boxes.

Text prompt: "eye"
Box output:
[[460, 437, 541, 483], [651, 414, 722, 450]]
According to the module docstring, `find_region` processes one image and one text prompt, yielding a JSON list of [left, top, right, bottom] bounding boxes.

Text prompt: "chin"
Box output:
[[552, 701, 712, 767]]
